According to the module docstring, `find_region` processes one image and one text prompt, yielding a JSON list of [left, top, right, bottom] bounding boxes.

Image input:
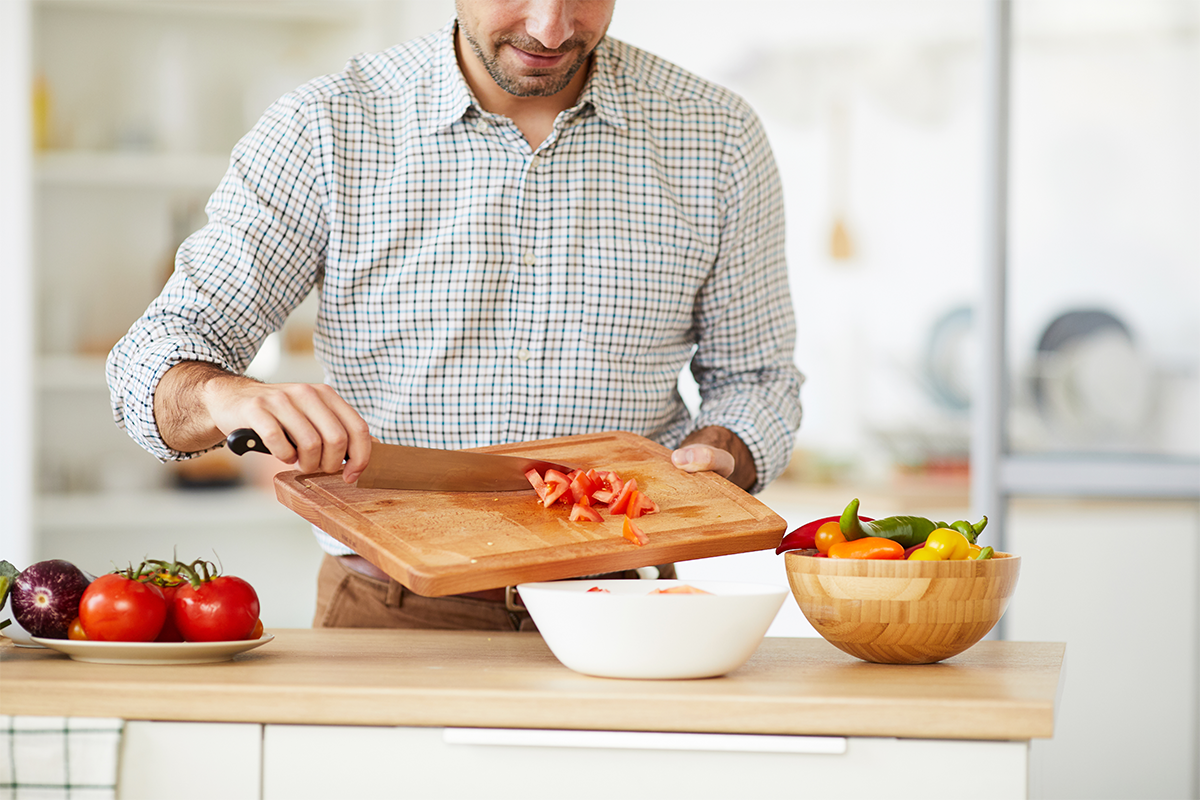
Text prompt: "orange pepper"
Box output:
[[815, 521, 846, 555], [827, 536, 905, 560]]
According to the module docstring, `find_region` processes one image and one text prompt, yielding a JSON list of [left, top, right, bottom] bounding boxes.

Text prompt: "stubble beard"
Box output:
[[461, 26, 594, 98]]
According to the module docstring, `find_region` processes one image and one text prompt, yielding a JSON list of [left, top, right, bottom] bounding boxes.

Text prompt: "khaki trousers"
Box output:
[[313, 554, 675, 632]]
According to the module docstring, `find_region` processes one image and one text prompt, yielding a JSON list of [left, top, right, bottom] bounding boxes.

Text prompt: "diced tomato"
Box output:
[[621, 515, 648, 546], [637, 493, 659, 516], [569, 470, 599, 503], [591, 489, 615, 504], [586, 586, 610, 593], [542, 468, 572, 507], [570, 502, 603, 523], [525, 469, 549, 503], [650, 585, 711, 595], [608, 478, 638, 515], [625, 489, 644, 519], [595, 470, 623, 495]]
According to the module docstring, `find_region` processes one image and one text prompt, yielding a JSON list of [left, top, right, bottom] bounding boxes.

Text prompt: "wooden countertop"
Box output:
[[0, 630, 1063, 741]]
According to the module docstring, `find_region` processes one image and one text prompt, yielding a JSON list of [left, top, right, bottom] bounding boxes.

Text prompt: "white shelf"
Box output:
[[999, 454, 1200, 499], [35, 486, 294, 531], [34, 0, 376, 24], [36, 150, 229, 190]]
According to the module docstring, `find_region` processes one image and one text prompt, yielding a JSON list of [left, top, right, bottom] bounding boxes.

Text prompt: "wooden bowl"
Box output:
[[784, 551, 1021, 665]]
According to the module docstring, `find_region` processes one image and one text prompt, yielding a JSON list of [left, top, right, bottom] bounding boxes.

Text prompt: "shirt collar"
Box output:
[[576, 38, 628, 131], [423, 20, 475, 134], [423, 21, 629, 135]]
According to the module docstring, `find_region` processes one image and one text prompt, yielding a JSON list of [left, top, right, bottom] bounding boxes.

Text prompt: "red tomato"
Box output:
[[153, 583, 185, 642], [172, 575, 261, 642], [78, 574, 167, 642]]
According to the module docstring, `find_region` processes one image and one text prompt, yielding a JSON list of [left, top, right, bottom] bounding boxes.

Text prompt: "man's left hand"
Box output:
[[671, 426, 757, 491]]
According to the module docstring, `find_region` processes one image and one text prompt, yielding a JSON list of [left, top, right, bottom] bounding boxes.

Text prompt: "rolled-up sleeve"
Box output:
[[106, 94, 328, 461], [690, 109, 804, 493]]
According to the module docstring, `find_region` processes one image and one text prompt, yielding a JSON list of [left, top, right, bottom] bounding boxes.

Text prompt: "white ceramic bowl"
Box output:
[[516, 579, 787, 680]]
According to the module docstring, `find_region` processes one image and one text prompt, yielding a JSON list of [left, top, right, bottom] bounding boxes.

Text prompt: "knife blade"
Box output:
[[225, 428, 575, 492]]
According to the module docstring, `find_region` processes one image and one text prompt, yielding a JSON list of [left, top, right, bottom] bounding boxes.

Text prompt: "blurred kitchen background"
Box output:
[[0, 1, 1197, 797]]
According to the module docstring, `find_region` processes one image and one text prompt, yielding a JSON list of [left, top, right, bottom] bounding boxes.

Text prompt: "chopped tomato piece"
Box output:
[[625, 489, 644, 519], [525, 469, 549, 503], [650, 585, 711, 595], [542, 468, 572, 507], [591, 489, 615, 504], [637, 493, 659, 515], [586, 586, 610, 593], [569, 470, 599, 503], [621, 515, 648, 546], [570, 502, 603, 522], [595, 470, 623, 495], [608, 478, 638, 515]]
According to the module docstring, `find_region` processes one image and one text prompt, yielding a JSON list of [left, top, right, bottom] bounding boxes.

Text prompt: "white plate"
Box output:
[[29, 634, 274, 665]]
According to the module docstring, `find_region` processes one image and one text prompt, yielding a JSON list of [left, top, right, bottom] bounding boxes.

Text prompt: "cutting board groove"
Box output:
[[274, 431, 786, 596]]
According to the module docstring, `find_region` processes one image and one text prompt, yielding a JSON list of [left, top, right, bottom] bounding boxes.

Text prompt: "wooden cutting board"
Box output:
[[273, 431, 787, 596]]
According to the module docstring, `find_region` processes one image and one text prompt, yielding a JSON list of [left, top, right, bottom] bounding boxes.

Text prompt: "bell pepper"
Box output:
[[827, 536, 905, 560], [840, 499, 987, 549], [908, 527, 972, 560]]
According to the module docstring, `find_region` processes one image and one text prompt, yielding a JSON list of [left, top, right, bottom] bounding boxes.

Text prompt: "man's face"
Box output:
[[455, 0, 616, 97]]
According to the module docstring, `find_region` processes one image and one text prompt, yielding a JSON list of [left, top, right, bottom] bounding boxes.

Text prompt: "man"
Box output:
[[107, 0, 803, 630]]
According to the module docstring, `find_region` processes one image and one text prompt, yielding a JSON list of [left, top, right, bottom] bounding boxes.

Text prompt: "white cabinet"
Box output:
[[114, 721, 1032, 800]]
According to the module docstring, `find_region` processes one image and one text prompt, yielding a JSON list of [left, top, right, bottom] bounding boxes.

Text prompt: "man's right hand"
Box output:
[[154, 361, 372, 483]]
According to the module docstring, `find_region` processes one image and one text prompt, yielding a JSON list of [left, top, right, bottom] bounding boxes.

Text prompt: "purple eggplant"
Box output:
[[11, 560, 91, 639]]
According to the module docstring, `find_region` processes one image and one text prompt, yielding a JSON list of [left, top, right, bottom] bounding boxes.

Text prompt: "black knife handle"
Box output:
[[226, 428, 272, 456]]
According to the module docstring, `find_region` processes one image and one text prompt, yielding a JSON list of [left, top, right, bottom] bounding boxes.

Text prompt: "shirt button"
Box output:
[[475, 120, 488, 134], [522, 252, 536, 266], [516, 348, 532, 362], [529, 155, 541, 169]]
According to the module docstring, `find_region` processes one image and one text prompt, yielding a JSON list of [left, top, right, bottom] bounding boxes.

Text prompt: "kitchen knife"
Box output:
[[225, 428, 576, 492]]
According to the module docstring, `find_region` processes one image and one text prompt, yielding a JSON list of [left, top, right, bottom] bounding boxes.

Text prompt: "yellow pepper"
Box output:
[[908, 527, 972, 560]]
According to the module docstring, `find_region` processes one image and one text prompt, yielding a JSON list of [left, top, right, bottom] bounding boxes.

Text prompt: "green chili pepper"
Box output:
[[839, 499, 938, 549], [974, 546, 994, 560], [840, 499, 987, 549]]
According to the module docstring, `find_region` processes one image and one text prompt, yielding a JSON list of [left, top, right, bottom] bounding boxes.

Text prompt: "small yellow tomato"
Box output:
[[815, 521, 846, 555]]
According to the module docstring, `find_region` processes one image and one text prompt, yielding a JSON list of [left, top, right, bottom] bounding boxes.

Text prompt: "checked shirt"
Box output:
[[107, 21, 804, 554]]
